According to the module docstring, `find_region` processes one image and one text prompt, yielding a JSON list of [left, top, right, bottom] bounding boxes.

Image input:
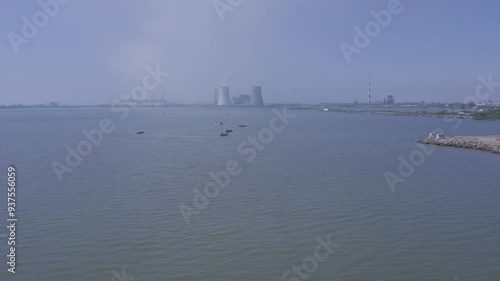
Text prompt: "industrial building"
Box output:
[[232, 95, 250, 105], [214, 85, 264, 106], [384, 95, 395, 104], [250, 86, 264, 106], [217, 86, 232, 106]]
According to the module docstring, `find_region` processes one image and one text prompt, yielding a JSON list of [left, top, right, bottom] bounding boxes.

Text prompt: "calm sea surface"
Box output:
[[0, 107, 499, 281]]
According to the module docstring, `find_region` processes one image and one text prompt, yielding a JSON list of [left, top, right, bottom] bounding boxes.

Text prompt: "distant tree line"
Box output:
[[473, 109, 500, 120]]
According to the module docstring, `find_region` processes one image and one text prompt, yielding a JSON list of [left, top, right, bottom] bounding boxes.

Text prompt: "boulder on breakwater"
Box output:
[[418, 134, 500, 154]]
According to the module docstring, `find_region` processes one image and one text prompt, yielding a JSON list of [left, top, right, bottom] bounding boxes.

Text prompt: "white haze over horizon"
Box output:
[[1, 0, 500, 105]]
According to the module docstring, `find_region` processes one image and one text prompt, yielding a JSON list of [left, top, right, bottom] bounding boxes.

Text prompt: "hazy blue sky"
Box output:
[[1, 0, 500, 105]]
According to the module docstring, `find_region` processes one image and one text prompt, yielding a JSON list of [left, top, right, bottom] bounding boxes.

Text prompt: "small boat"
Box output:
[[214, 121, 223, 125], [225, 128, 233, 133], [238, 124, 247, 127], [220, 131, 229, 137], [136, 131, 145, 135]]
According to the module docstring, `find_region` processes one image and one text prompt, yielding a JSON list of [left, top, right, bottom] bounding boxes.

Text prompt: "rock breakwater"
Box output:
[[418, 135, 500, 154]]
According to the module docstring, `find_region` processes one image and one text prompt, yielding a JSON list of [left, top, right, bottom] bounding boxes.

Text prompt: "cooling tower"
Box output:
[[217, 86, 232, 106], [250, 86, 264, 106]]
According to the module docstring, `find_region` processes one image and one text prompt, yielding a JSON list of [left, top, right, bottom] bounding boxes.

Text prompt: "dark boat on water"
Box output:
[[239, 124, 247, 127], [226, 128, 233, 133], [220, 131, 229, 137], [136, 131, 145, 135]]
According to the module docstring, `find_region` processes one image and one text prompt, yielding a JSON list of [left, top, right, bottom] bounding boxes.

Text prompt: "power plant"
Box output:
[[250, 86, 264, 106], [368, 74, 372, 104], [215, 85, 264, 106], [216, 86, 232, 106]]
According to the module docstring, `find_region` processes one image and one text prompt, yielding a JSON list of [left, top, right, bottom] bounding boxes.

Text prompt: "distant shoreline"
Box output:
[[2, 104, 500, 121], [316, 108, 500, 121], [320, 108, 471, 119], [0, 104, 277, 109]]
